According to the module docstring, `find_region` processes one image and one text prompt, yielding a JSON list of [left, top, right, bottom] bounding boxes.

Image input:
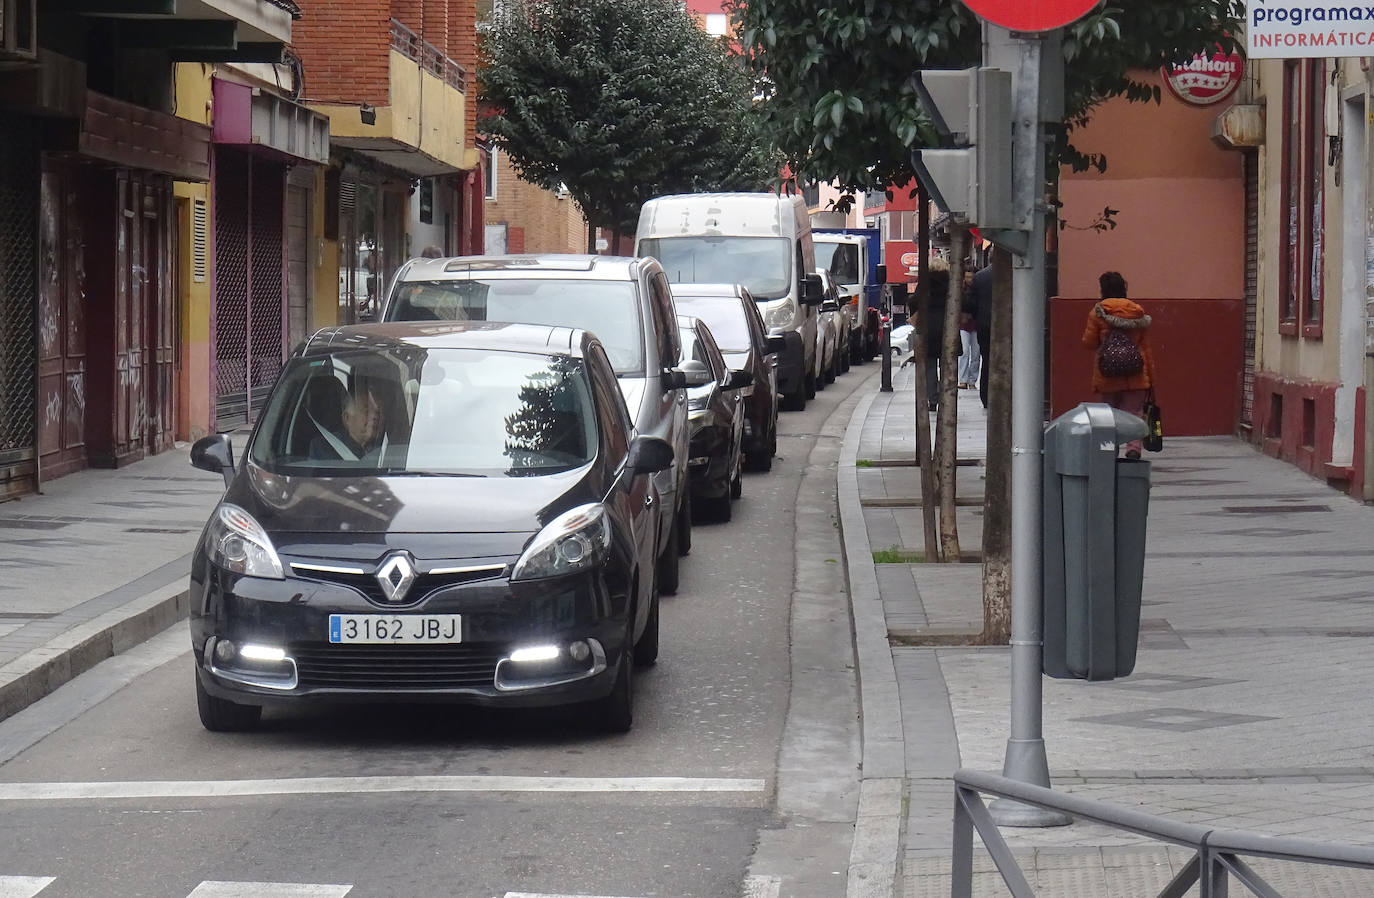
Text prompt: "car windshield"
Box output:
[[249, 347, 598, 478], [640, 236, 791, 300], [384, 278, 645, 375], [814, 242, 861, 286], [671, 296, 751, 353]]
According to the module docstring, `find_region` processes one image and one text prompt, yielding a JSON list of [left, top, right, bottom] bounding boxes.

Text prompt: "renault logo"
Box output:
[[375, 553, 417, 603]]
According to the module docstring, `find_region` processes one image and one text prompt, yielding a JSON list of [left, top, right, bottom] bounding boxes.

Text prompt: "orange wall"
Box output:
[[1053, 70, 1246, 434]]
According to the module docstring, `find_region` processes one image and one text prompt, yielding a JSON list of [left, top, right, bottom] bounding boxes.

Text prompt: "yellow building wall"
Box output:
[[313, 166, 340, 328], [173, 64, 215, 441]]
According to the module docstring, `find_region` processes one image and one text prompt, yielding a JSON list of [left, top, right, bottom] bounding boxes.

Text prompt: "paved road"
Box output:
[[0, 367, 875, 898]]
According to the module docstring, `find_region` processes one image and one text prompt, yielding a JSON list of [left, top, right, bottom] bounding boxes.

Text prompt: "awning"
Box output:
[[212, 78, 329, 165], [80, 92, 211, 182]]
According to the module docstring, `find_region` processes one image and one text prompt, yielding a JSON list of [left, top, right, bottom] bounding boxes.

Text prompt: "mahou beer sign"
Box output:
[[1163, 50, 1244, 106]]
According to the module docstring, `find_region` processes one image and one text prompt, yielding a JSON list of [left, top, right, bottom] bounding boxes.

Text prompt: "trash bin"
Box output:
[[1042, 403, 1151, 681]]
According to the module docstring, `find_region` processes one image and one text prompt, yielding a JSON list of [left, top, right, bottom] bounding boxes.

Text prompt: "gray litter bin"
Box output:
[[1042, 403, 1151, 681]]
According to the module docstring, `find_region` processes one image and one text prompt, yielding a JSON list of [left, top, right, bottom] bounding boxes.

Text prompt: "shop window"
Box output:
[[1268, 393, 1283, 440], [1279, 60, 1325, 338], [484, 147, 498, 201]]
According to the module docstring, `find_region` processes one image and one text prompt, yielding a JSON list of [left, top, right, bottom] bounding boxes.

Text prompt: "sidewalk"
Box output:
[[839, 366, 1374, 896], [0, 446, 223, 721]]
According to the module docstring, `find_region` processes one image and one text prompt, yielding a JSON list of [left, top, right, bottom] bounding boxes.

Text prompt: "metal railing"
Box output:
[[952, 768, 1374, 898], [389, 19, 468, 94]]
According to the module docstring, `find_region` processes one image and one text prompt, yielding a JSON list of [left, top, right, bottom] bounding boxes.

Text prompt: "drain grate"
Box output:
[[1221, 504, 1331, 514]]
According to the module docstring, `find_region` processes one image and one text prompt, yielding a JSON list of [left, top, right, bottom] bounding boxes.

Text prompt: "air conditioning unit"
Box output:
[[1, 0, 38, 63]]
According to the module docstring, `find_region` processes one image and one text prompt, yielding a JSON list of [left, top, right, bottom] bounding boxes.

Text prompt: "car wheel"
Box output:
[[805, 370, 817, 399], [593, 646, 634, 734], [730, 467, 742, 499], [633, 580, 659, 667], [657, 521, 680, 596], [826, 353, 838, 383], [676, 490, 692, 556], [745, 420, 773, 472], [195, 670, 262, 733], [782, 381, 806, 411]]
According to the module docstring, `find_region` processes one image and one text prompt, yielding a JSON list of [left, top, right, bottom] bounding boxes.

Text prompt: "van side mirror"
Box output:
[[803, 273, 824, 305], [662, 369, 688, 391], [679, 359, 712, 387], [766, 335, 787, 355], [628, 436, 674, 474], [191, 434, 235, 488], [875, 264, 887, 283], [821, 300, 839, 313]]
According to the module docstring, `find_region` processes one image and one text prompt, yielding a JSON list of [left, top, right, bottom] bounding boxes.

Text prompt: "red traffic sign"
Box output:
[[960, 0, 1097, 32]]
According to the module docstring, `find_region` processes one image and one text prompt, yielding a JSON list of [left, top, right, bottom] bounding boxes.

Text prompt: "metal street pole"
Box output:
[[985, 23, 1071, 828]]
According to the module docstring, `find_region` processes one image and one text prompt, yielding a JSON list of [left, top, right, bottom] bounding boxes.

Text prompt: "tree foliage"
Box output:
[[728, 0, 1245, 196], [479, 0, 775, 235]]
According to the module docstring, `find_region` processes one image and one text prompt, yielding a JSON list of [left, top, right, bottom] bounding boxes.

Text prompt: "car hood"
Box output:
[[226, 461, 600, 537]]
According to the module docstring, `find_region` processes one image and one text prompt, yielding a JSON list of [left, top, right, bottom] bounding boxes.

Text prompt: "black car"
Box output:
[[677, 316, 751, 523], [187, 323, 673, 734], [670, 283, 783, 472]]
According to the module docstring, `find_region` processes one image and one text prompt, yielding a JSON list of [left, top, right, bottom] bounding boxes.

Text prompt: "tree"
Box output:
[[728, 0, 1245, 194], [479, 0, 775, 243]]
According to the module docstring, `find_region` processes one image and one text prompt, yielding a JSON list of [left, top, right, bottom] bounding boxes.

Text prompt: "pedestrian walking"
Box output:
[[966, 264, 994, 408], [1081, 271, 1156, 458], [958, 268, 981, 390], [901, 259, 959, 412]]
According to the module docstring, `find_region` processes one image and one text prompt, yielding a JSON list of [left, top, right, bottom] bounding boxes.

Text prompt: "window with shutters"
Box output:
[[1279, 59, 1325, 339]]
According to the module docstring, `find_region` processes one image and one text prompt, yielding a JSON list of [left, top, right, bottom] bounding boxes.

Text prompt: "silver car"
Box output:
[[381, 254, 693, 595]]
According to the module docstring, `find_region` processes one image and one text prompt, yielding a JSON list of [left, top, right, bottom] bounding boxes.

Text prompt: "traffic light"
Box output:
[[910, 67, 1013, 230]]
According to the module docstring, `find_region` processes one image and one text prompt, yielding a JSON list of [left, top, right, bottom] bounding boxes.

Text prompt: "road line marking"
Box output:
[[503, 893, 644, 898], [187, 884, 351, 898], [0, 775, 767, 802], [0, 877, 55, 898]]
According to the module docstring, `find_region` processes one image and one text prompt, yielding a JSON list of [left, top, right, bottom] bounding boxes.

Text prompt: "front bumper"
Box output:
[[190, 560, 628, 709]]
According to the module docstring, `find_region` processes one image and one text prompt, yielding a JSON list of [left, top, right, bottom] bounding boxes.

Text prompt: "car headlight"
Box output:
[[512, 503, 611, 581], [765, 299, 796, 331], [204, 503, 284, 579]]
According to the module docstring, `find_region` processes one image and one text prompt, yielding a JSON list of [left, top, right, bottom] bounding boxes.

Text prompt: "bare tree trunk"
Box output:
[[913, 194, 939, 562], [937, 227, 965, 562], [587, 222, 597, 254], [979, 248, 1014, 644]]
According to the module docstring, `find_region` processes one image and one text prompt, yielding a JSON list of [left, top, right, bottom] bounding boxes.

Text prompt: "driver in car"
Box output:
[[309, 377, 389, 463]]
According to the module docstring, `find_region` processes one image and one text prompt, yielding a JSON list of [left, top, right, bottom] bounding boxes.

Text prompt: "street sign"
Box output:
[[1247, 0, 1374, 58], [960, 0, 1096, 32]]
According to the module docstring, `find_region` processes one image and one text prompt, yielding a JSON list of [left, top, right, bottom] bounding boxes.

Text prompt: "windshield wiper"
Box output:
[[377, 469, 487, 478]]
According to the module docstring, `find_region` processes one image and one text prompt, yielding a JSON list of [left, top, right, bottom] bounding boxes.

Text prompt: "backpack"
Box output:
[[1097, 326, 1144, 379]]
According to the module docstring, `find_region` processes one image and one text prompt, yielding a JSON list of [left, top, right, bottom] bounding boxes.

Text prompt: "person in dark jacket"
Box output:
[[966, 264, 994, 409], [902, 260, 959, 411]]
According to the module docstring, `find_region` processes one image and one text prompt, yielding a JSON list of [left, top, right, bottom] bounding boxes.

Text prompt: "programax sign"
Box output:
[[1248, 0, 1374, 58]]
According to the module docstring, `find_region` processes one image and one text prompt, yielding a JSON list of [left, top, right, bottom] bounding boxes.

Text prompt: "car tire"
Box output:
[[700, 488, 732, 523], [730, 466, 742, 500], [826, 354, 838, 384], [805, 371, 817, 399], [676, 490, 692, 556], [657, 521, 680, 596], [593, 647, 634, 734], [195, 670, 262, 733], [633, 581, 659, 667], [745, 420, 774, 472], [782, 382, 806, 412]]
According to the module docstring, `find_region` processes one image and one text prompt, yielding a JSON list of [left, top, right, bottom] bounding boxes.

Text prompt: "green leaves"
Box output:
[[479, 0, 774, 234], [730, 0, 1244, 196]]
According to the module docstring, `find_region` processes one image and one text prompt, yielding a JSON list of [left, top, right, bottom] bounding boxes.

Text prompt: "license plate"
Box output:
[[328, 614, 462, 644]]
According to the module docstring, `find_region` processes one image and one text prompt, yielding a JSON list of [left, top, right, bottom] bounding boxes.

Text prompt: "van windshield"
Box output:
[[641, 237, 791, 300], [814, 242, 861, 287], [384, 278, 644, 375]]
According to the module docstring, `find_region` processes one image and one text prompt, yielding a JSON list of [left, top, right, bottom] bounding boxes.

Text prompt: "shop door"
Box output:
[[0, 117, 40, 498], [110, 173, 146, 463], [213, 150, 285, 428], [37, 162, 88, 480], [143, 178, 175, 454]]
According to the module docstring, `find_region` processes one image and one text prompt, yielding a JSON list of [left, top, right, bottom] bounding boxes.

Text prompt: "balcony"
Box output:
[[308, 20, 471, 177], [55, 0, 298, 63]]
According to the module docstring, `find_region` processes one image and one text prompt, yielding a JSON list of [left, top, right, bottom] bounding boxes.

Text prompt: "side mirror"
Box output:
[[191, 434, 235, 488], [724, 369, 754, 391], [628, 435, 674, 475], [821, 300, 839, 313], [661, 369, 688, 391], [766, 334, 787, 355], [679, 359, 712, 388], [803, 273, 824, 305], [875, 264, 887, 283]]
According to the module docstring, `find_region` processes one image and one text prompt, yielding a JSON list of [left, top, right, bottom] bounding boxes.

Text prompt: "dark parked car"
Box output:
[[670, 283, 782, 472], [678, 316, 751, 522], [187, 322, 673, 734]]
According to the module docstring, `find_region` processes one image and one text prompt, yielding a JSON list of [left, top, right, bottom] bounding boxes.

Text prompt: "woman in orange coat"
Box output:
[[1081, 271, 1155, 458]]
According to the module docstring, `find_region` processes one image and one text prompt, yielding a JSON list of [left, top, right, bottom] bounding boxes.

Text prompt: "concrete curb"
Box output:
[[839, 387, 906, 898], [0, 582, 189, 723]]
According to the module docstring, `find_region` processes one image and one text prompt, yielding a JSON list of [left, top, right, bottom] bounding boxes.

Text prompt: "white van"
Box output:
[[636, 193, 823, 411]]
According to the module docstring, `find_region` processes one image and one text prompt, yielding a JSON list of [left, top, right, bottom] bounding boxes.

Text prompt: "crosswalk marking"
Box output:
[[0, 774, 767, 802], [0, 877, 55, 898], [187, 883, 351, 897]]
